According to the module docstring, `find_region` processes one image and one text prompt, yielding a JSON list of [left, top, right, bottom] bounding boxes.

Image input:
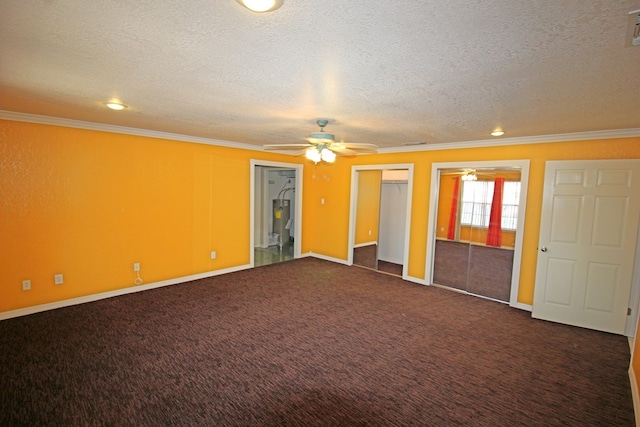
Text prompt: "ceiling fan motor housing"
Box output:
[[307, 132, 335, 142]]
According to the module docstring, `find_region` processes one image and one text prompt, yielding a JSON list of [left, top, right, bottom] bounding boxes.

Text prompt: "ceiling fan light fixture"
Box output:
[[305, 147, 322, 163], [236, 0, 282, 12], [264, 118, 376, 163], [305, 146, 336, 164], [461, 171, 477, 181], [320, 148, 336, 163]]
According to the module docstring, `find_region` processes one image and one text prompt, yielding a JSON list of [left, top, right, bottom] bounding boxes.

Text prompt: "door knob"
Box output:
[[540, 246, 548, 252]]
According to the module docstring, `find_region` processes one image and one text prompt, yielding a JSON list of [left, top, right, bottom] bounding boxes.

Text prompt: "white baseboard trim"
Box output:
[[511, 302, 533, 312], [1, 255, 534, 321], [354, 241, 377, 248], [0, 264, 251, 321], [309, 252, 350, 266], [630, 366, 640, 426], [404, 275, 427, 286]]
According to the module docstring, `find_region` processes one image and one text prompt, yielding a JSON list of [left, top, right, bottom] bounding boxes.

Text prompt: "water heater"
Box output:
[[273, 199, 291, 248]]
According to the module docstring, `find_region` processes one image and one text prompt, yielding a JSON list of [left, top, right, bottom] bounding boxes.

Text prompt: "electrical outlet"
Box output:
[[22, 280, 31, 291], [210, 251, 217, 259], [54, 274, 64, 285], [133, 263, 140, 272]]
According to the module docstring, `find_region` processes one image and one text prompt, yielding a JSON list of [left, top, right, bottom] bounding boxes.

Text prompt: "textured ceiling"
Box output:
[[1, 0, 639, 151]]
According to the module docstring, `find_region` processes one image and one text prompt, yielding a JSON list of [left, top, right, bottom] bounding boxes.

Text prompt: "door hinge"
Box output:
[[628, 307, 632, 316]]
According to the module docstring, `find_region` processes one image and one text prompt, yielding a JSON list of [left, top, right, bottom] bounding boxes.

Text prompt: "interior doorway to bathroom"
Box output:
[[251, 160, 303, 267]]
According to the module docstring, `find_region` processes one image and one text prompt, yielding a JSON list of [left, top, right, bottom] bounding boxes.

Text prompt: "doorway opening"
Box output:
[[348, 164, 414, 279], [251, 160, 303, 267], [426, 160, 530, 308]]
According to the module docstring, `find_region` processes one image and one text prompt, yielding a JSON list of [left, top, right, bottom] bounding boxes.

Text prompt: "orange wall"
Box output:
[[2, 118, 640, 314], [354, 170, 381, 245], [436, 175, 457, 239], [341, 137, 640, 305], [0, 120, 302, 311], [301, 160, 353, 261]]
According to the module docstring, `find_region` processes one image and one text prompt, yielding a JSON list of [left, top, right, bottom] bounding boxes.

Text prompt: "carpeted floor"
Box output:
[[376, 260, 403, 276], [353, 245, 403, 276], [0, 257, 634, 426]]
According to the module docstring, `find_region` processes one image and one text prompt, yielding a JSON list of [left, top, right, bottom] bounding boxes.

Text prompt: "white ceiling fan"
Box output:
[[263, 119, 378, 163]]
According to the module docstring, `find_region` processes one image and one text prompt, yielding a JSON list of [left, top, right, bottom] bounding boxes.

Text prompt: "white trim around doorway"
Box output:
[[425, 160, 531, 310], [250, 160, 304, 267], [348, 164, 415, 281]]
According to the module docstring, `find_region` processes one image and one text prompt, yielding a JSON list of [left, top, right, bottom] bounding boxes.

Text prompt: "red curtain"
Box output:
[[486, 178, 504, 247], [447, 177, 460, 240]]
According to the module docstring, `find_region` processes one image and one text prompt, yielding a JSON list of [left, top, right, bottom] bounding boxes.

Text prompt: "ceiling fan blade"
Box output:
[[264, 144, 311, 150], [328, 146, 359, 156], [339, 143, 379, 150], [334, 143, 378, 153]]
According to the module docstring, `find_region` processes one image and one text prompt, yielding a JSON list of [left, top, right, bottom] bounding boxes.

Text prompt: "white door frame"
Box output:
[[425, 160, 531, 310], [348, 164, 414, 279], [250, 160, 303, 266]]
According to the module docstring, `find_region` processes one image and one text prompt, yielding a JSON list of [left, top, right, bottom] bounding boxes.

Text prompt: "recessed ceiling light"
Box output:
[[236, 0, 283, 12], [491, 129, 505, 137], [105, 102, 127, 111]]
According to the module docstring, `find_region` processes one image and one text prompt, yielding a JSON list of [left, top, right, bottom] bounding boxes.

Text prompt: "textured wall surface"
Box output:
[[2, 118, 640, 314]]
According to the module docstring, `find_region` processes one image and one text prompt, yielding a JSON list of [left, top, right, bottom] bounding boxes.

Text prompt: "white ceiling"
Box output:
[[1, 1, 639, 151]]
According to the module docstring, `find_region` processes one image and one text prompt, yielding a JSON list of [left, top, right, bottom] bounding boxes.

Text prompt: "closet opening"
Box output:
[[426, 160, 530, 308], [348, 164, 414, 279]]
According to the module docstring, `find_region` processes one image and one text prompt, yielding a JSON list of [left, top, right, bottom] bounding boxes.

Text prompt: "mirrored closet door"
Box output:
[[432, 168, 522, 302]]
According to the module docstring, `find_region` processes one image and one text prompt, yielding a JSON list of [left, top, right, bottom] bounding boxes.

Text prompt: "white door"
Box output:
[[532, 160, 640, 334]]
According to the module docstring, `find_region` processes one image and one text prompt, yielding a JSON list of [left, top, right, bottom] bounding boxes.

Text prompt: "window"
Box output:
[[460, 181, 520, 230]]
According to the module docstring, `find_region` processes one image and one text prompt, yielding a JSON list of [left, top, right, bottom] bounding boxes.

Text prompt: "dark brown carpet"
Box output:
[[377, 260, 403, 276], [354, 245, 403, 276], [0, 258, 634, 426]]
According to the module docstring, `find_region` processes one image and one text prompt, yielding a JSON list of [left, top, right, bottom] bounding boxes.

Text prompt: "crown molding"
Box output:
[[378, 128, 640, 153], [0, 110, 261, 152], [2, 110, 638, 153]]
